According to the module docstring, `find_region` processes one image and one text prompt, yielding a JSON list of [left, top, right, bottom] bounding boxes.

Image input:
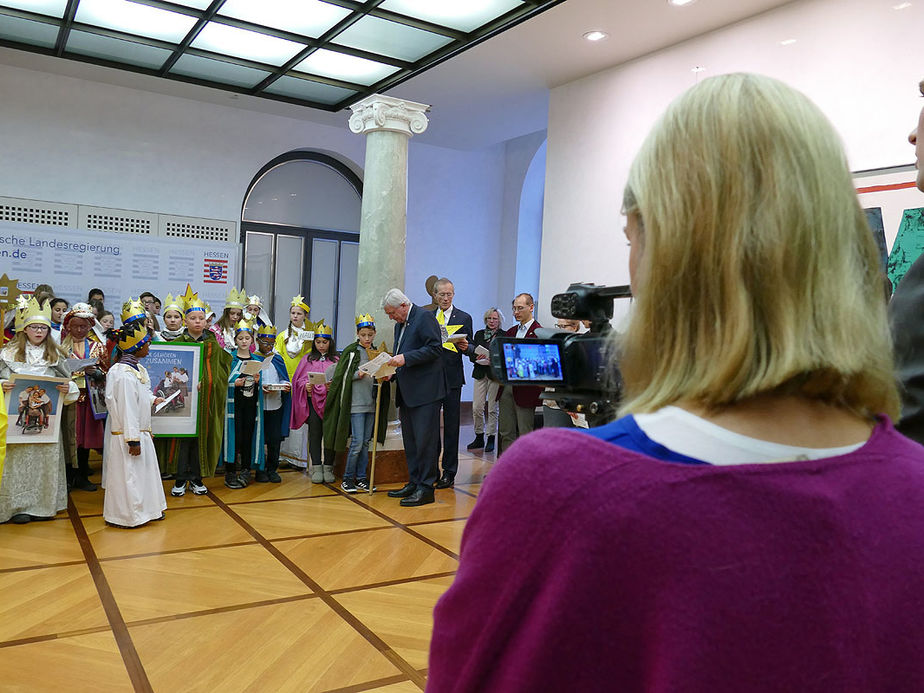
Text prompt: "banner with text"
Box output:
[[0, 221, 240, 313]]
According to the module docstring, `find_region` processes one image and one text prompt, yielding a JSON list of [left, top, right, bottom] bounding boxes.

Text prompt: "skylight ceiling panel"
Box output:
[[165, 0, 212, 9], [191, 22, 306, 66], [332, 14, 453, 62], [293, 48, 399, 87], [0, 0, 67, 18], [74, 0, 197, 44], [0, 12, 58, 47], [170, 53, 272, 88], [263, 75, 357, 106], [378, 0, 525, 33], [218, 0, 351, 39], [66, 30, 174, 69]]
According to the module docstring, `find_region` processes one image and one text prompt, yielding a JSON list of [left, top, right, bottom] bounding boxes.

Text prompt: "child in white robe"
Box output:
[[103, 321, 167, 528]]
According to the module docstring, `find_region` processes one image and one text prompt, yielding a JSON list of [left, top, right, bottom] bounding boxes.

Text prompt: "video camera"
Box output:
[[489, 283, 631, 426]]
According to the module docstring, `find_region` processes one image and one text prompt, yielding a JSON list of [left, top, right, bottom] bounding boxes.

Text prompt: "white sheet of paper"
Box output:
[[447, 333, 468, 343], [65, 357, 98, 372], [241, 360, 264, 376], [154, 388, 181, 413], [359, 352, 395, 378], [475, 357, 490, 366], [474, 345, 490, 358], [308, 372, 328, 386]]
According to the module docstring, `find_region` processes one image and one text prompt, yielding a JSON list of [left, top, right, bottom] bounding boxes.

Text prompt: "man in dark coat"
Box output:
[[383, 288, 445, 507]]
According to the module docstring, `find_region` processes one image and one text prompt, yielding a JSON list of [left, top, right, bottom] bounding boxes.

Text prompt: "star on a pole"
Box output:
[[0, 273, 19, 309]]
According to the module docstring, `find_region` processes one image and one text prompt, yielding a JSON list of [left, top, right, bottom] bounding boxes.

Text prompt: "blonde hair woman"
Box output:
[[428, 74, 924, 691]]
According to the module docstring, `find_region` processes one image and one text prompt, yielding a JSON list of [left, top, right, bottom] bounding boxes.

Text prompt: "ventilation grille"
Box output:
[[0, 196, 236, 240], [161, 215, 233, 242], [0, 197, 77, 227]]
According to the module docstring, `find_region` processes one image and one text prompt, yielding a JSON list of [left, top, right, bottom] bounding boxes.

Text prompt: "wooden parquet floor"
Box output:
[[0, 424, 497, 692]]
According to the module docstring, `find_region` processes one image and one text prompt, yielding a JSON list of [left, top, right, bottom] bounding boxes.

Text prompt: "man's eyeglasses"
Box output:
[[435, 292, 454, 298]]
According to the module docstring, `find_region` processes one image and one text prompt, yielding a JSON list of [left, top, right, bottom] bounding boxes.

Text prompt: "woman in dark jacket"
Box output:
[[467, 308, 504, 452]]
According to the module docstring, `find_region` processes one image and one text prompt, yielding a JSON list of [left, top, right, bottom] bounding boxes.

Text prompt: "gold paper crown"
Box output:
[[314, 322, 332, 339], [234, 318, 254, 335], [247, 294, 263, 308], [121, 297, 147, 325], [224, 287, 247, 309], [355, 313, 375, 329], [117, 321, 151, 353], [13, 294, 29, 332], [290, 295, 310, 315], [181, 284, 208, 315], [21, 295, 52, 330], [256, 323, 277, 337], [162, 292, 184, 316]]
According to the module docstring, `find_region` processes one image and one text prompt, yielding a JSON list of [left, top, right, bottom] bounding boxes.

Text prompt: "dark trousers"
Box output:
[[399, 401, 441, 490], [437, 386, 462, 478], [264, 407, 283, 470], [307, 399, 335, 467], [234, 393, 256, 471], [175, 438, 201, 482]]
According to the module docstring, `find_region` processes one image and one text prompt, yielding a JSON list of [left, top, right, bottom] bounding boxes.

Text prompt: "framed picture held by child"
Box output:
[[146, 342, 202, 437], [4, 373, 68, 444]]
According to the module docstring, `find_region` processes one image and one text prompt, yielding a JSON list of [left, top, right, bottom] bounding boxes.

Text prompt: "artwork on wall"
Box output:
[[854, 165, 924, 291]]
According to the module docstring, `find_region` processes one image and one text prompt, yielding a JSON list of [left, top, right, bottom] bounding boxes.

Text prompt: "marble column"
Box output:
[[348, 94, 429, 349]]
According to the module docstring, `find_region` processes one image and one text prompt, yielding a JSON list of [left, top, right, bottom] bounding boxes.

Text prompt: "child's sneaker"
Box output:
[[340, 479, 358, 494], [171, 480, 187, 497], [225, 474, 244, 489], [355, 478, 377, 492], [189, 479, 208, 495]]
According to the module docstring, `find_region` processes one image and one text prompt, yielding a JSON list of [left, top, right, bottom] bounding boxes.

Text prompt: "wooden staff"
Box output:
[[0, 307, 5, 345], [368, 378, 383, 495]]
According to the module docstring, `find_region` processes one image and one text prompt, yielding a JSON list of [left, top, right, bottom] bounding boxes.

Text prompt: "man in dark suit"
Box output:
[[383, 288, 446, 507], [430, 278, 475, 488], [497, 292, 543, 455]]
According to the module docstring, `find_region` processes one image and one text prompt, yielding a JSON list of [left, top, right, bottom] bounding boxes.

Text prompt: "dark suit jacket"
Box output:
[[430, 306, 475, 390], [503, 319, 544, 409], [891, 253, 924, 444], [393, 304, 446, 408]]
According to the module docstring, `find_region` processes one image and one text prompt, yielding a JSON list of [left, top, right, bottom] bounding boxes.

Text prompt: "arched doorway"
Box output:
[[241, 151, 362, 348]]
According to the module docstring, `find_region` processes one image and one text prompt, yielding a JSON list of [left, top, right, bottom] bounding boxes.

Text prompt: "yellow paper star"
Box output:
[[181, 283, 197, 306], [0, 274, 20, 309], [436, 310, 463, 352]]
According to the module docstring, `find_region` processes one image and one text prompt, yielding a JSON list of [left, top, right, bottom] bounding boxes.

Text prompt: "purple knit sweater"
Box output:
[[428, 418, 924, 692]]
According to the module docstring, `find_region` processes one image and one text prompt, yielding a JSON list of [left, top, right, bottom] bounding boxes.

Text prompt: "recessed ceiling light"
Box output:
[[691, 66, 705, 73], [668, 0, 697, 6], [583, 31, 608, 42], [893, 1, 912, 8], [780, 38, 797, 46]]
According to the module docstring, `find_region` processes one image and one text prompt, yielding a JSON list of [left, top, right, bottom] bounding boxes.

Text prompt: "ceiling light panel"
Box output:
[[67, 29, 174, 68], [192, 22, 306, 66], [218, 0, 351, 39], [263, 75, 357, 105], [0, 0, 67, 18], [0, 13, 59, 47], [75, 0, 197, 44], [378, 0, 524, 33], [170, 53, 272, 88], [165, 0, 213, 8], [293, 48, 399, 85], [332, 15, 454, 62]]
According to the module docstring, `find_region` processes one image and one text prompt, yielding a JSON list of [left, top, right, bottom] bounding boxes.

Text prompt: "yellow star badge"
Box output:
[[436, 310, 463, 352]]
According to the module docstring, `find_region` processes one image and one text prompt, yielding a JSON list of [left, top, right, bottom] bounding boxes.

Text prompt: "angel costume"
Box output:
[[0, 342, 78, 522], [276, 325, 314, 468], [103, 361, 166, 527]]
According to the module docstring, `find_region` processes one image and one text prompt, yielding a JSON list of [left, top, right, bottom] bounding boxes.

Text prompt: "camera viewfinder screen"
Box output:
[[502, 342, 564, 383]]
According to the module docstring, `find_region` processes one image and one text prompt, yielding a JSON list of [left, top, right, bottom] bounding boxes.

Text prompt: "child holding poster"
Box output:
[[0, 297, 78, 524]]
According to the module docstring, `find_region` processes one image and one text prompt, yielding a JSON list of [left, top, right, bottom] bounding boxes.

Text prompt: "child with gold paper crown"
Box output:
[[276, 295, 314, 469], [291, 321, 339, 483], [223, 319, 265, 488], [0, 296, 79, 523]]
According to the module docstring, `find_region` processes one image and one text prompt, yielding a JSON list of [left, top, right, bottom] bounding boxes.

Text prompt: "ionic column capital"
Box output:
[[348, 94, 430, 137]]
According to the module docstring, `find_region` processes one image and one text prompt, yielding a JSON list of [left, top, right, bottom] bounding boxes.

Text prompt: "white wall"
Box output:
[[0, 60, 513, 399], [541, 0, 924, 326]]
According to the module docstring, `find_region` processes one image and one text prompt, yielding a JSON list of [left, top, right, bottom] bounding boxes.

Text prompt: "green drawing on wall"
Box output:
[[887, 208, 924, 288]]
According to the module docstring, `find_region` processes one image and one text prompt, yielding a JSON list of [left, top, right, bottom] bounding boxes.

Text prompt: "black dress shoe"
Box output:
[[74, 476, 98, 492], [466, 434, 485, 450], [10, 513, 31, 524], [485, 435, 495, 452], [400, 487, 435, 507], [387, 483, 417, 498], [435, 474, 455, 489]]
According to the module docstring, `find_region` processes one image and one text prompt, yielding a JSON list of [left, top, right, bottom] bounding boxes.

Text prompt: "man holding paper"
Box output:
[[429, 278, 474, 488], [383, 288, 445, 507]]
